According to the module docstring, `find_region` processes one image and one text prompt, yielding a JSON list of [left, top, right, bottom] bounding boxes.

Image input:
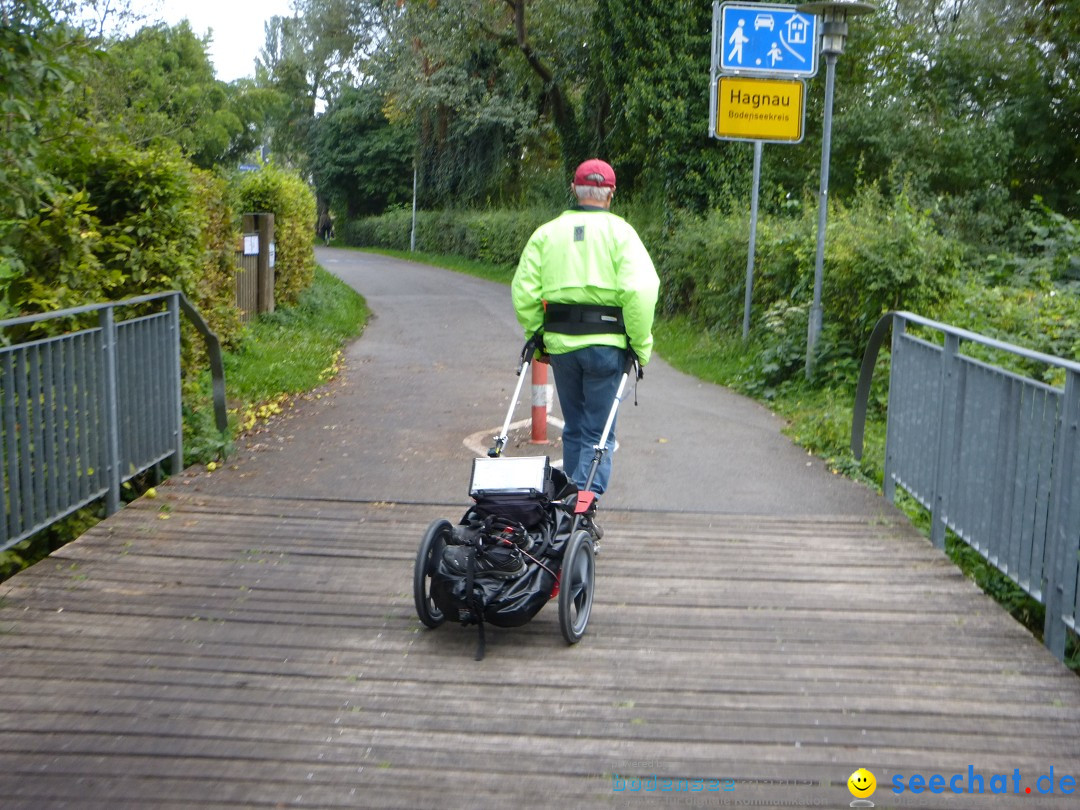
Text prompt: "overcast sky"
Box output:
[[127, 0, 295, 82]]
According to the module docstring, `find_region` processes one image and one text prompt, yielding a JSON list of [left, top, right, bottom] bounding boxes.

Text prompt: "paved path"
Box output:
[[208, 248, 892, 518]]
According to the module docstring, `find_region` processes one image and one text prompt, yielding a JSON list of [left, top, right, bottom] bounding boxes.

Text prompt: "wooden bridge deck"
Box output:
[[1, 486, 1079, 809]]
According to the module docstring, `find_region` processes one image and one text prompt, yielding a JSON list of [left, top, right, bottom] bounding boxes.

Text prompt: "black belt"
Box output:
[[544, 303, 624, 336]]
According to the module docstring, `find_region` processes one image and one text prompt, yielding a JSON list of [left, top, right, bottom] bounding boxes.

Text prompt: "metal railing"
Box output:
[[0, 293, 227, 553], [852, 312, 1080, 660]]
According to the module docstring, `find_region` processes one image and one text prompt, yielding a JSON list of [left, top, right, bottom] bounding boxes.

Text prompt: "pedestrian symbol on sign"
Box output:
[[768, 42, 782, 67], [728, 18, 749, 63]]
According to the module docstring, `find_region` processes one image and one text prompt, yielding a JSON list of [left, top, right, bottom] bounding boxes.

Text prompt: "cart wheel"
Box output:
[[558, 529, 596, 644], [414, 519, 451, 628]]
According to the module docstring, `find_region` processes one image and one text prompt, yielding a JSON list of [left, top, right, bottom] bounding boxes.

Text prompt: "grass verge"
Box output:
[[224, 265, 369, 403], [361, 247, 516, 284]]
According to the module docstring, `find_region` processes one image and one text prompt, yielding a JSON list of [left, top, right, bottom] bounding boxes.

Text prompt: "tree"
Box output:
[[309, 86, 414, 219], [0, 0, 94, 316], [371, 0, 607, 206], [595, 0, 750, 216], [90, 21, 270, 169], [257, 0, 386, 170], [770, 0, 1080, 240]]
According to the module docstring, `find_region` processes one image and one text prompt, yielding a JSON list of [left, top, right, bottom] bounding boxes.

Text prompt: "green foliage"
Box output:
[[344, 207, 551, 270], [310, 85, 414, 219], [90, 21, 259, 168], [258, 0, 384, 171], [653, 183, 964, 383], [373, 0, 587, 208], [0, 1, 93, 310], [342, 207, 413, 252], [190, 170, 244, 349], [597, 0, 747, 214], [1, 134, 210, 333], [814, 186, 964, 350], [234, 164, 317, 306], [936, 281, 1080, 387]]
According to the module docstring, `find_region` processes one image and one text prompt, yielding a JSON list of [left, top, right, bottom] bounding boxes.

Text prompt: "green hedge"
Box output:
[[2, 135, 240, 346], [191, 169, 244, 348], [13, 137, 203, 313], [343, 208, 551, 270]]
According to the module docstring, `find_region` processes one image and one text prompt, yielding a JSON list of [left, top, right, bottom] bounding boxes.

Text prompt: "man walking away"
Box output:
[[511, 159, 659, 497]]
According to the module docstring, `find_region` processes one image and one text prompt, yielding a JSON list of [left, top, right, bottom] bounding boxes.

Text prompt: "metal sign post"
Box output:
[[744, 140, 763, 339]]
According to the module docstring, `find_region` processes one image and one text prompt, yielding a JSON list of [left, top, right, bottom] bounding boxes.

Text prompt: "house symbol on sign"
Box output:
[[785, 14, 811, 46]]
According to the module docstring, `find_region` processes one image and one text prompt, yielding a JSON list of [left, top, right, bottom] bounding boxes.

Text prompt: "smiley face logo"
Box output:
[[848, 768, 877, 798]]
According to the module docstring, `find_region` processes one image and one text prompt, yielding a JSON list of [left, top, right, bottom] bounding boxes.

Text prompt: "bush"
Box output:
[[816, 185, 964, 351], [190, 169, 244, 348], [651, 207, 808, 327], [2, 135, 216, 340], [343, 208, 550, 269], [234, 165, 317, 306], [2, 135, 243, 378], [343, 207, 413, 251], [652, 183, 964, 368], [935, 275, 1080, 386]]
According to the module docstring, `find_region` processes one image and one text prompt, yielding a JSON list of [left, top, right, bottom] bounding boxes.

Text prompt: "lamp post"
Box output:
[[797, 1, 876, 378]]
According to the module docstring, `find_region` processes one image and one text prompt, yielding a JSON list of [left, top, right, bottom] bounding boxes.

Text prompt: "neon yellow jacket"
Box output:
[[511, 207, 660, 365]]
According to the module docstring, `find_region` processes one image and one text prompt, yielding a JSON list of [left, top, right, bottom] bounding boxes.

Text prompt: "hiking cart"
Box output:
[[413, 336, 637, 658]]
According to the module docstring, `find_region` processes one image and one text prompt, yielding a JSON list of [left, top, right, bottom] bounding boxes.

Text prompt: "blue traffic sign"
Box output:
[[718, 2, 818, 78]]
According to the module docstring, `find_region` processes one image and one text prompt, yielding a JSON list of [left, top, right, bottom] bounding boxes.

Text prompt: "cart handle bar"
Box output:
[[489, 334, 545, 457], [489, 337, 639, 459]]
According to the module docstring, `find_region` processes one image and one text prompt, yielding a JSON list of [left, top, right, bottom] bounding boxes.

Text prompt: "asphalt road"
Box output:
[[205, 247, 895, 519]]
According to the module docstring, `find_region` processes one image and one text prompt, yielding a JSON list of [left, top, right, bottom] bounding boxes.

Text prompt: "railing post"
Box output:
[[1044, 369, 1079, 660], [881, 314, 905, 503], [98, 306, 122, 516], [930, 332, 961, 550], [168, 295, 184, 475]]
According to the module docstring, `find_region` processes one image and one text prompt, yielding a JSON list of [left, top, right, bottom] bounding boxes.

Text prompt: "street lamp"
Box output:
[[797, 1, 876, 378]]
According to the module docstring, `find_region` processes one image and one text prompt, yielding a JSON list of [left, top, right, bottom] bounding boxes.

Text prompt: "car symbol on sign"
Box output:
[[754, 14, 775, 31]]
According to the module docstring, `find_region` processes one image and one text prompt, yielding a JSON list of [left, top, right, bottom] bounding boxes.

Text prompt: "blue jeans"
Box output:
[[549, 345, 626, 495]]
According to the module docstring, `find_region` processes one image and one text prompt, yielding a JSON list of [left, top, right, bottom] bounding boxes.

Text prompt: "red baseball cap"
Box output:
[[574, 159, 616, 188]]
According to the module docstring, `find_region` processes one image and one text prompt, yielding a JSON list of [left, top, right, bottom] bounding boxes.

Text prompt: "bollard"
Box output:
[[531, 361, 550, 443]]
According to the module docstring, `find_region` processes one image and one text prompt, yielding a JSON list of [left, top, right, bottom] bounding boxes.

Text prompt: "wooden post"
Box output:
[[256, 213, 275, 314]]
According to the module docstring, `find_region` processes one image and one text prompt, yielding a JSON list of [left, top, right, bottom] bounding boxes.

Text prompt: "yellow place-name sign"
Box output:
[[715, 76, 805, 143]]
